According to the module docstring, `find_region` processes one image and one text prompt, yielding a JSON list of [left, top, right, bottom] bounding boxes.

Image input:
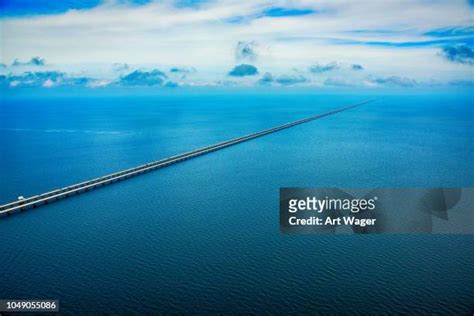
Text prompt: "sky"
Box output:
[[0, 0, 473, 89]]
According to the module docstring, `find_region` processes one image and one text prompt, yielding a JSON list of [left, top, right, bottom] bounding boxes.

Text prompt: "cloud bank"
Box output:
[[309, 63, 339, 74], [0, 71, 94, 88], [258, 72, 307, 86], [228, 64, 258, 77], [118, 69, 168, 86], [369, 76, 418, 87], [235, 41, 258, 62], [12, 57, 46, 67]]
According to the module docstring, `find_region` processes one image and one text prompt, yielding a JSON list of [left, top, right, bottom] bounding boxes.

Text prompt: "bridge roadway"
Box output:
[[0, 99, 376, 217]]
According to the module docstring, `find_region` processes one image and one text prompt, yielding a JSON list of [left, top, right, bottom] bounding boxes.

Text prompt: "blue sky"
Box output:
[[1, 0, 473, 89]]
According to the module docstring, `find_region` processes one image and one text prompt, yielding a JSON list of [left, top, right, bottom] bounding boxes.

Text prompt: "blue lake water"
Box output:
[[0, 90, 473, 314]]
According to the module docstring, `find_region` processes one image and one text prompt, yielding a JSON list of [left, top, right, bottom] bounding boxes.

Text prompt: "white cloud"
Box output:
[[1, 0, 473, 86], [42, 79, 55, 87]]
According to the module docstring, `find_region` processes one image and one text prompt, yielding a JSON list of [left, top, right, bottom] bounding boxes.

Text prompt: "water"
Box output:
[[0, 90, 473, 314]]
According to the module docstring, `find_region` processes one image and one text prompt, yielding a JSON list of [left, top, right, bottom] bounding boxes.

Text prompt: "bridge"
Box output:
[[0, 99, 376, 217]]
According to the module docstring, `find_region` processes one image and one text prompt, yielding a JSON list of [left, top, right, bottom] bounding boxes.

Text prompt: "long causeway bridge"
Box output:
[[0, 99, 376, 217]]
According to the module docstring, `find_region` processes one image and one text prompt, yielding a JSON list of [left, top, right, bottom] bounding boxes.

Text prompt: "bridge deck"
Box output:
[[0, 99, 376, 217]]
